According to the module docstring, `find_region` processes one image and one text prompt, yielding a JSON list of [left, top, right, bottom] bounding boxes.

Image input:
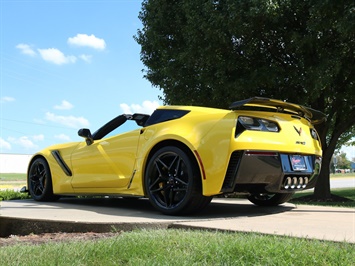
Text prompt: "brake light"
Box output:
[[245, 151, 278, 156], [310, 128, 319, 141]]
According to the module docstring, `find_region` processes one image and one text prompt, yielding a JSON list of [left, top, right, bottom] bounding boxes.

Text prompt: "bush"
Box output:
[[0, 190, 31, 201]]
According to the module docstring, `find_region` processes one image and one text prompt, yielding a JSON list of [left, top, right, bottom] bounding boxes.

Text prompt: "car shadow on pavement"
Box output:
[[49, 197, 295, 220]]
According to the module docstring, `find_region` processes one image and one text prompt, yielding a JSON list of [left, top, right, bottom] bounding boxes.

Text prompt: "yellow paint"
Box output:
[[28, 102, 323, 198]]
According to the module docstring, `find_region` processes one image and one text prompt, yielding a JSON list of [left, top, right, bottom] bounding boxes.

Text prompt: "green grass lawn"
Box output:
[[330, 172, 355, 178], [293, 187, 355, 201], [1, 229, 354, 266], [0, 173, 26, 181], [291, 187, 355, 208]]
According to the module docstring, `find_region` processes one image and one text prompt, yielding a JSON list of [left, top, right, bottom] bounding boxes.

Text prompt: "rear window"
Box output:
[[144, 109, 190, 126]]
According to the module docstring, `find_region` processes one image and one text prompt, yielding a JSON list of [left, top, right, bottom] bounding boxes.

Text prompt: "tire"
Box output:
[[28, 157, 60, 202], [247, 192, 294, 206], [145, 146, 210, 215]]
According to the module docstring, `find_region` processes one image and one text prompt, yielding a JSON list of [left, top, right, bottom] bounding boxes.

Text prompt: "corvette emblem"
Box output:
[[293, 126, 302, 136]]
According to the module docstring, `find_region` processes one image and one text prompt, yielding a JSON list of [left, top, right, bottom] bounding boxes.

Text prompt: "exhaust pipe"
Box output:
[[283, 176, 309, 190]]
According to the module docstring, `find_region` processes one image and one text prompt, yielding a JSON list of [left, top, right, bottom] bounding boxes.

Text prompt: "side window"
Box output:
[[93, 114, 150, 140], [145, 109, 190, 126]]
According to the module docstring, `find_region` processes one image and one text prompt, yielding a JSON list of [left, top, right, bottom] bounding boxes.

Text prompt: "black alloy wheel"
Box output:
[[28, 157, 59, 201], [145, 146, 211, 215], [247, 192, 294, 206]]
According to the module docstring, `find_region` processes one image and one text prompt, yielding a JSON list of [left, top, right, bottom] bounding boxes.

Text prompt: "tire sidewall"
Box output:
[[28, 158, 54, 201], [145, 146, 198, 215]]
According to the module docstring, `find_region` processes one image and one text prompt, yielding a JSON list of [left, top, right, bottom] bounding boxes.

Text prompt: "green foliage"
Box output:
[[335, 152, 352, 169], [136, 0, 354, 108], [0, 190, 31, 201], [136, 0, 354, 198], [1, 229, 354, 265]]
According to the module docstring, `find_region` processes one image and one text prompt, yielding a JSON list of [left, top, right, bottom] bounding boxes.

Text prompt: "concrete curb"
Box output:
[[0, 216, 171, 237]]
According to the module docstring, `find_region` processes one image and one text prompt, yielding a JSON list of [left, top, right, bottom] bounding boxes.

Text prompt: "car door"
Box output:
[[70, 129, 141, 190]]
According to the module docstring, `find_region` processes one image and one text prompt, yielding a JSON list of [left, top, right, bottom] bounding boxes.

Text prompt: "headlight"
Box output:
[[236, 116, 280, 136]]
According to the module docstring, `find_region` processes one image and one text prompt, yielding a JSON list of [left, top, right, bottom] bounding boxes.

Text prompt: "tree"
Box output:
[[335, 152, 351, 170], [135, 0, 355, 199]]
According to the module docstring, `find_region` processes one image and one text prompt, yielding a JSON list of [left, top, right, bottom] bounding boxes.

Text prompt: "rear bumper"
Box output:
[[221, 150, 321, 194]]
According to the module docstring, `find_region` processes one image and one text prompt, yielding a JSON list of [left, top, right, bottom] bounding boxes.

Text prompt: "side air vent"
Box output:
[[222, 151, 242, 191], [51, 150, 72, 176]]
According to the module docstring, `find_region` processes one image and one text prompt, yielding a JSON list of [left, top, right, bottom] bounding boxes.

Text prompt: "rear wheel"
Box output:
[[28, 157, 59, 201], [247, 192, 294, 206], [145, 146, 210, 215]]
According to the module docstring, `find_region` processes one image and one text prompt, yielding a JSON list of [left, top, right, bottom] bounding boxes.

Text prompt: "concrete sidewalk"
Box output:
[[0, 198, 354, 243]]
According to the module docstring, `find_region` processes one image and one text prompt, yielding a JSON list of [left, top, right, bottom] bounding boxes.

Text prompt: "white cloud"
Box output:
[[79, 54, 92, 63], [45, 112, 89, 128], [16, 43, 36, 56], [0, 96, 15, 103], [54, 100, 74, 110], [120, 100, 160, 114], [38, 48, 77, 65], [5, 134, 43, 151], [7, 136, 38, 150], [0, 138, 12, 150], [54, 134, 71, 141], [68, 34, 106, 50]]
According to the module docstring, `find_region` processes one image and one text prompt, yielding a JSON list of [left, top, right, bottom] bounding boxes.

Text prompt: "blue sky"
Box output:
[[1, 0, 162, 155], [0, 0, 354, 161]]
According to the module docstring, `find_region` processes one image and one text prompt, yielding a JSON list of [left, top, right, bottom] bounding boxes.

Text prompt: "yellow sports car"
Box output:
[[25, 97, 325, 215]]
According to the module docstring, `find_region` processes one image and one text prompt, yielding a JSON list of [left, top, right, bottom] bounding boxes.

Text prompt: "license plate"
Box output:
[[290, 155, 307, 171]]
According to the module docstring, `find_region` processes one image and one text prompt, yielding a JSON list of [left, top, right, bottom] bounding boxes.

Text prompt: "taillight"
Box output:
[[310, 128, 319, 141], [236, 116, 280, 136]]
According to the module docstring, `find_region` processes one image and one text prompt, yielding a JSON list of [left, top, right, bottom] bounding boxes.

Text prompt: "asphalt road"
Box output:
[[330, 177, 355, 189]]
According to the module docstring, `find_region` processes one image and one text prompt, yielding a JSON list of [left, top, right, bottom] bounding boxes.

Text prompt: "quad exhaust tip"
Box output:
[[283, 176, 309, 190]]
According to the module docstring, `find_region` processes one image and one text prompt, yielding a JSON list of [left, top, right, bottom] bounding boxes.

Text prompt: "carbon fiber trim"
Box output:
[[222, 151, 242, 192]]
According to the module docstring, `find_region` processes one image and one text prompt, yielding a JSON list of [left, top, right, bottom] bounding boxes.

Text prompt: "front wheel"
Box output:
[[28, 157, 59, 202], [247, 192, 294, 206], [145, 146, 210, 215]]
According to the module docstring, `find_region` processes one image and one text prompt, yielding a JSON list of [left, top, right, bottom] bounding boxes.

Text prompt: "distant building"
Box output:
[[0, 154, 32, 173]]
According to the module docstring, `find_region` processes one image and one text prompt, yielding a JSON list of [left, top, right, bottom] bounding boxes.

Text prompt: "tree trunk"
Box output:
[[313, 147, 332, 199]]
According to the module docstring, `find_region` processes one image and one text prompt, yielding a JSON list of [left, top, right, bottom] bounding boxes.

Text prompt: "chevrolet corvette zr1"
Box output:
[[25, 97, 325, 215]]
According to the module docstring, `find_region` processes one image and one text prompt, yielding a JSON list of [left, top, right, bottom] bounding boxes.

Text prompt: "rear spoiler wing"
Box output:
[[229, 97, 326, 125]]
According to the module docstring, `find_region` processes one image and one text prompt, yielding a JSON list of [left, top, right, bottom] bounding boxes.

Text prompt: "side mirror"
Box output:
[[78, 128, 94, 146]]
